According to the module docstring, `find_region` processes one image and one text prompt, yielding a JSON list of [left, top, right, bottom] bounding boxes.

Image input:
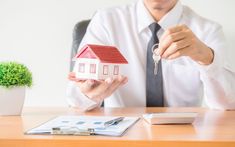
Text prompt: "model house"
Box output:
[[73, 44, 128, 80]]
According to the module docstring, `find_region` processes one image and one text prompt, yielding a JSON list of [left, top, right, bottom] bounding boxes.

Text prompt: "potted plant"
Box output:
[[0, 62, 32, 116]]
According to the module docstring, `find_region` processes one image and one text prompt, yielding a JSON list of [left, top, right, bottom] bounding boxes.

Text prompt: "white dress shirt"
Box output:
[[67, 0, 235, 111]]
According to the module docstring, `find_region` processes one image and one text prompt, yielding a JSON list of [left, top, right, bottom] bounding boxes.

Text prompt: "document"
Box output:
[[25, 116, 139, 137]]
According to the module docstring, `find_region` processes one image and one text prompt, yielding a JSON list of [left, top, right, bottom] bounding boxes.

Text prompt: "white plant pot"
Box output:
[[0, 87, 25, 116]]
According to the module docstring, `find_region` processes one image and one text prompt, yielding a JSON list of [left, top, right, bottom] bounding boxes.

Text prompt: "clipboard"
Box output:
[[25, 116, 139, 136]]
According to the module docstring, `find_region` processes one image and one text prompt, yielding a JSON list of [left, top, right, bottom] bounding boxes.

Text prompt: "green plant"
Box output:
[[0, 62, 32, 88]]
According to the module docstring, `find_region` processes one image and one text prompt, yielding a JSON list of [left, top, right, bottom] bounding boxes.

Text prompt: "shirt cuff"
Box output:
[[66, 82, 100, 111], [195, 51, 222, 77]]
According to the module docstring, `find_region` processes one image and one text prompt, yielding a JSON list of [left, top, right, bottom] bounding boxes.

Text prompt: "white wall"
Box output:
[[0, 0, 234, 107]]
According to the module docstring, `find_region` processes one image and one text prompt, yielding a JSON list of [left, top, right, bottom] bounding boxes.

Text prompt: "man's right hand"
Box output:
[[68, 72, 128, 103]]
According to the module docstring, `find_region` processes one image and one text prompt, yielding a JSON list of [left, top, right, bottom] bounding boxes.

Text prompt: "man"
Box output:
[[67, 0, 235, 111]]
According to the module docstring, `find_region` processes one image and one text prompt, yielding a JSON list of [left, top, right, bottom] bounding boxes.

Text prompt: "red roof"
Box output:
[[75, 44, 128, 64]]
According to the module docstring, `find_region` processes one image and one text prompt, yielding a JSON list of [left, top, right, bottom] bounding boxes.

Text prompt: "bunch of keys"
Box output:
[[152, 43, 161, 75]]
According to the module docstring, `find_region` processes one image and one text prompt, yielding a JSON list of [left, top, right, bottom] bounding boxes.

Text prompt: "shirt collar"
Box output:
[[137, 0, 183, 33]]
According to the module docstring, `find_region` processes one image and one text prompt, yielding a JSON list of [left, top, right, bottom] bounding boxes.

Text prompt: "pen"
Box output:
[[104, 117, 124, 128]]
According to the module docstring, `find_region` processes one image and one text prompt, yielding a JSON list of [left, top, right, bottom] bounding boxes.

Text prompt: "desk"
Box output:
[[0, 107, 235, 147]]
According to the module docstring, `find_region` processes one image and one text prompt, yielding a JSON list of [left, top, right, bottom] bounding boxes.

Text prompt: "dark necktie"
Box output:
[[146, 22, 164, 107]]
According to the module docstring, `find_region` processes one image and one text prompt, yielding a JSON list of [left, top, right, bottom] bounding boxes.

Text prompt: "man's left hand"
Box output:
[[157, 25, 214, 65]]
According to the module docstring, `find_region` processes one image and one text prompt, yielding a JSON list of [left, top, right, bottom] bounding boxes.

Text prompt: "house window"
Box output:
[[113, 65, 119, 75], [103, 65, 109, 75], [90, 64, 96, 73], [78, 63, 85, 73]]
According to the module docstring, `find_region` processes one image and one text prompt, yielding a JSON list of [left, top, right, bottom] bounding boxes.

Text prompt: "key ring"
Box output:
[[151, 43, 159, 54]]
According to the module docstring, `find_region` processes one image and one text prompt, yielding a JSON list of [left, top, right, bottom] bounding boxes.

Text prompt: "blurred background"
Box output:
[[0, 0, 234, 107]]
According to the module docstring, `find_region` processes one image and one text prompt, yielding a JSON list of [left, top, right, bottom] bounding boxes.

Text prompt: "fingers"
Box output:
[[159, 25, 186, 44], [69, 72, 75, 77], [158, 24, 194, 59], [68, 72, 86, 82], [95, 76, 127, 96], [167, 46, 192, 60], [78, 79, 98, 93], [68, 72, 75, 80], [101, 76, 128, 98], [86, 75, 128, 102], [161, 37, 192, 59], [158, 31, 187, 56], [68, 71, 128, 103], [110, 76, 128, 92], [120, 76, 128, 85], [68, 72, 97, 94]]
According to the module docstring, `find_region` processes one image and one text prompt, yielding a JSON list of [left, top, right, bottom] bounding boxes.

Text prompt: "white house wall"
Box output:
[[74, 58, 99, 79], [98, 63, 124, 79], [74, 58, 127, 80]]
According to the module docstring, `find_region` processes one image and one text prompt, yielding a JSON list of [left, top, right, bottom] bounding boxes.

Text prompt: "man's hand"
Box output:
[[156, 25, 214, 65], [68, 72, 128, 103]]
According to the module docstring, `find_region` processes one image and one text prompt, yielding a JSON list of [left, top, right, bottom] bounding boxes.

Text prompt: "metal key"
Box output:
[[151, 43, 160, 75], [152, 53, 160, 75]]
